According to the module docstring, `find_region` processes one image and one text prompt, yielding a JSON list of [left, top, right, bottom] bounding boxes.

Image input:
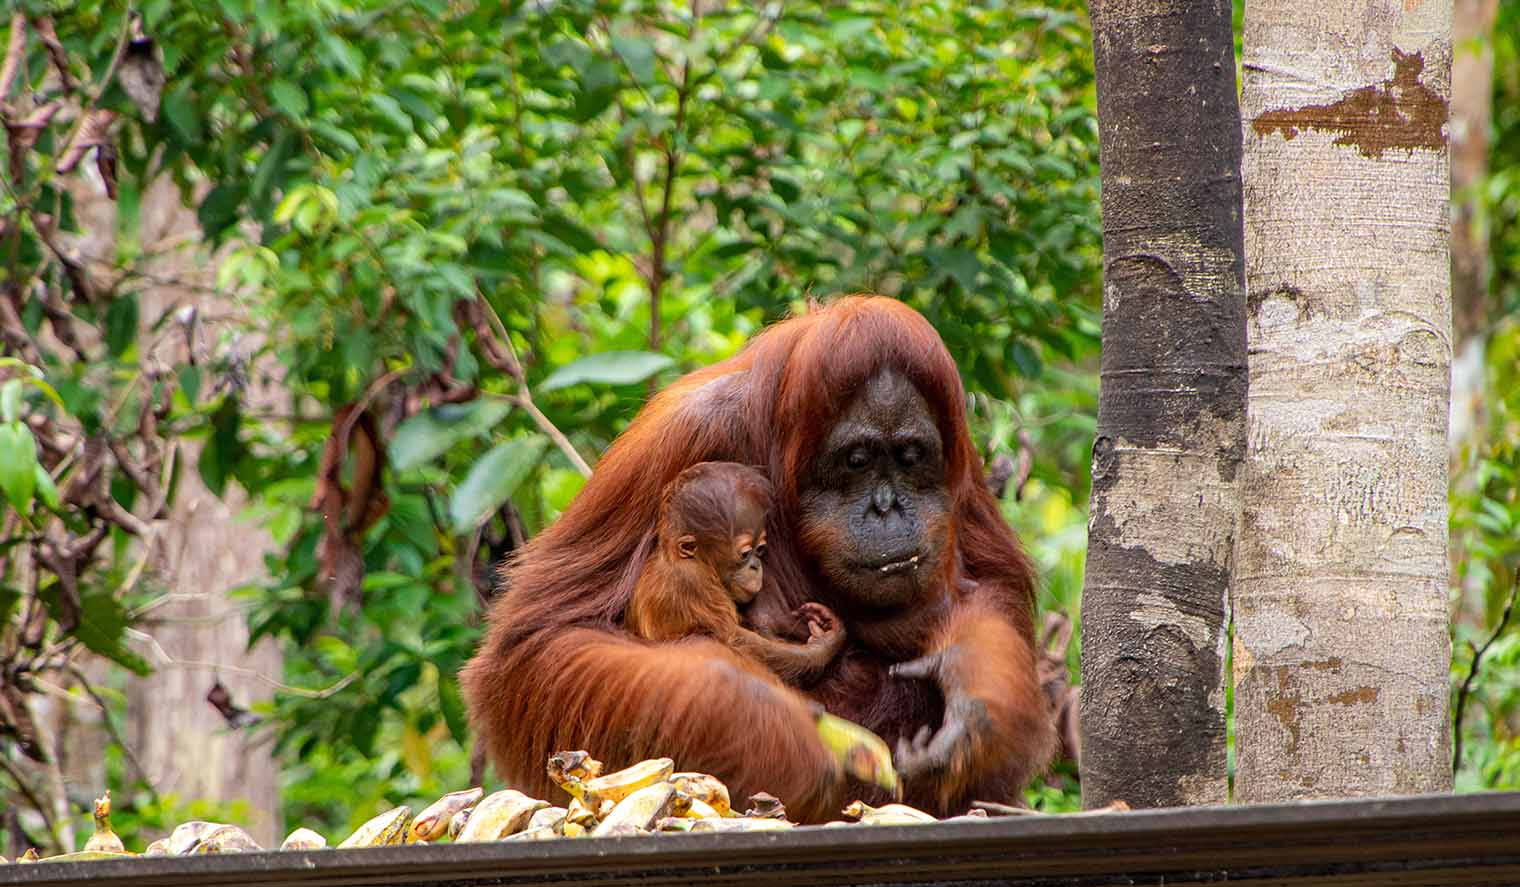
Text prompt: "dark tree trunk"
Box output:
[[1079, 0, 1247, 809]]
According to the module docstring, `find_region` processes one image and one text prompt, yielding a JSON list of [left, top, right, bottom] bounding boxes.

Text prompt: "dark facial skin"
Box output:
[[725, 525, 766, 604], [798, 369, 950, 610], [680, 496, 768, 605]]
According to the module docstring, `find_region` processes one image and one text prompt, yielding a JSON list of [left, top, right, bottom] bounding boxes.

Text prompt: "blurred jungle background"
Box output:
[[0, 0, 1514, 852]]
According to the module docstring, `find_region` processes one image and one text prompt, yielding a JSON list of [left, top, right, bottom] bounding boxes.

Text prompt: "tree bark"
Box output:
[[1079, 0, 1246, 809], [66, 173, 284, 845], [1236, 1, 1453, 801]]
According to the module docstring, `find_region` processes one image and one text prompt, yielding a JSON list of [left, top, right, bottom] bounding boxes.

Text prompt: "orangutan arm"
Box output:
[[462, 626, 849, 823], [890, 600, 1056, 812]]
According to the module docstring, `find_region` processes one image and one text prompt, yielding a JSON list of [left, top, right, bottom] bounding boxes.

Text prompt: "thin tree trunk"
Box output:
[[1079, 0, 1246, 809], [1236, 2, 1453, 801], [65, 173, 284, 845], [1448, 0, 1498, 451]]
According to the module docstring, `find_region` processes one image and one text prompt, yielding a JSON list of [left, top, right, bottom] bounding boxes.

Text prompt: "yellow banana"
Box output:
[[191, 825, 262, 853], [455, 790, 547, 842], [280, 827, 328, 850], [447, 808, 471, 840], [166, 822, 222, 855], [546, 750, 604, 787], [842, 800, 936, 825], [590, 782, 677, 836], [575, 757, 673, 807], [37, 851, 136, 862], [409, 787, 483, 842], [691, 817, 793, 832], [814, 713, 899, 796], [678, 797, 720, 819], [669, 772, 731, 816], [527, 806, 567, 833], [338, 806, 413, 848]]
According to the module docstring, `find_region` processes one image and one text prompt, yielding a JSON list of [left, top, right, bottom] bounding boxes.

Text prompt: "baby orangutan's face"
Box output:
[[724, 494, 768, 605], [725, 528, 767, 604]]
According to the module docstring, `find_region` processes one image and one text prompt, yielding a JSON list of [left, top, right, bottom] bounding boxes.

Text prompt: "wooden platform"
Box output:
[[4, 792, 1518, 886]]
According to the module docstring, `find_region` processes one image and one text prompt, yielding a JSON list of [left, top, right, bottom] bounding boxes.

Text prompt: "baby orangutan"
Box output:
[[626, 461, 844, 683]]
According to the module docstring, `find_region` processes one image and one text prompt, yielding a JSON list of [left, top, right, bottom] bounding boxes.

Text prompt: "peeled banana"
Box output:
[[338, 806, 413, 848], [455, 790, 547, 842], [409, 787, 483, 843]]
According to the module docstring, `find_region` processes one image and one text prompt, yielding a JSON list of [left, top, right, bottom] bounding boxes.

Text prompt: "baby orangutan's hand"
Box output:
[[796, 602, 845, 660]]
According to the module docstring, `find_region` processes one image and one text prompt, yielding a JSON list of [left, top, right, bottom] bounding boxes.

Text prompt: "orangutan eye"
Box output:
[[898, 444, 921, 467], [845, 447, 871, 471], [753, 542, 767, 560]]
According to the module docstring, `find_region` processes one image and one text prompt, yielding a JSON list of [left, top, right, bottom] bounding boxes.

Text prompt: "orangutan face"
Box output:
[[797, 369, 951, 610]]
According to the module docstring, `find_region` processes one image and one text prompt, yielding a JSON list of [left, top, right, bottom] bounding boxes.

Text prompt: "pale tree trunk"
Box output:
[[1448, 0, 1497, 451], [1079, 0, 1246, 809], [63, 172, 284, 846], [1236, 1, 1453, 801]]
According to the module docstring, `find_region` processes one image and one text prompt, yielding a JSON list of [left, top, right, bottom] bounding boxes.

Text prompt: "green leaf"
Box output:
[[438, 675, 469, 746], [0, 379, 21, 424], [611, 36, 656, 84], [178, 364, 202, 404], [104, 294, 140, 358], [270, 80, 309, 118], [0, 585, 20, 629], [538, 351, 674, 392], [32, 463, 60, 512], [449, 435, 548, 534], [0, 423, 38, 514], [389, 399, 514, 472], [199, 398, 243, 497], [42, 586, 153, 676], [198, 183, 245, 242]]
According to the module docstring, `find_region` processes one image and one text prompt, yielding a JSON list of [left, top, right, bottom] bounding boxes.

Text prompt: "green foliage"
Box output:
[[1450, 0, 1520, 794]]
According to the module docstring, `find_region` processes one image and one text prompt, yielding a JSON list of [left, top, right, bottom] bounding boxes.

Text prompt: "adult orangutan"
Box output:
[[460, 296, 1054, 822]]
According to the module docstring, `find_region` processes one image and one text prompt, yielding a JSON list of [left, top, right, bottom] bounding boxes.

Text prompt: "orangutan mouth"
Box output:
[[878, 555, 922, 574]]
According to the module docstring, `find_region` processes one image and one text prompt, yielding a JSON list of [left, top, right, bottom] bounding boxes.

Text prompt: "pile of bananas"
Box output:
[[3, 750, 979, 864]]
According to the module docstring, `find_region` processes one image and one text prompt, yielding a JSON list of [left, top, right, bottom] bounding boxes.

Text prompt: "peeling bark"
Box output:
[[1237, 0, 1453, 801], [1079, 0, 1246, 809]]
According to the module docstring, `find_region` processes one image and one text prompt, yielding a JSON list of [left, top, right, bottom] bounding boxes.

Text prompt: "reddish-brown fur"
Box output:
[[461, 296, 1054, 822], [626, 462, 843, 684]]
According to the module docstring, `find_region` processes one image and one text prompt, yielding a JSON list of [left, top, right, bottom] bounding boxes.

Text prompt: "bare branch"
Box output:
[[125, 628, 360, 700], [0, 13, 25, 105], [65, 666, 157, 796], [0, 753, 62, 850], [1453, 565, 1520, 772], [473, 296, 594, 477]]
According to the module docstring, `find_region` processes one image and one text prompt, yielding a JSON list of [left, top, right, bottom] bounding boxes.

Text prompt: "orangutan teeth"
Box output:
[[879, 555, 922, 574]]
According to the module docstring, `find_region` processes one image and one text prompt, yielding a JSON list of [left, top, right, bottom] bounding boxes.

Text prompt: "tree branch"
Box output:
[[1452, 564, 1520, 772]]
